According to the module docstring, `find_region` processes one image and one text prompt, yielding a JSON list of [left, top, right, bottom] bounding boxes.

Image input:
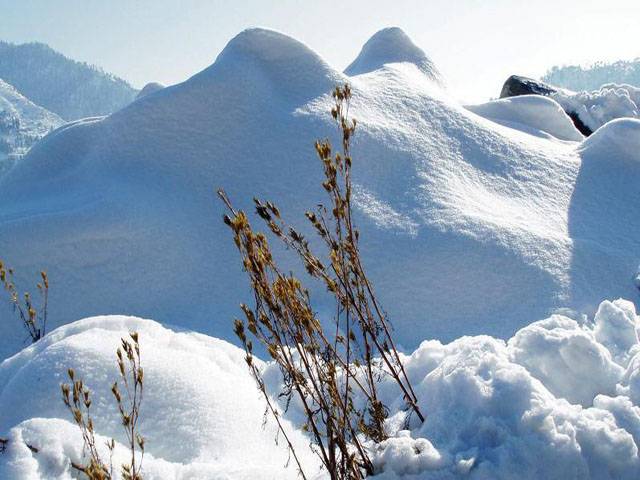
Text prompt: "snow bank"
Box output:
[[4, 300, 640, 478], [0, 316, 320, 479], [367, 298, 640, 478], [552, 83, 640, 133], [466, 95, 584, 141], [1, 27, 640, 360]]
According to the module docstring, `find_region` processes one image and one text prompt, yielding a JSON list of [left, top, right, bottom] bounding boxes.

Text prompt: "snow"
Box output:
[[0, 26, 639, 368], [0, 78, 63, 175], [345, 27, 444, 86], [0, 316, 320, 479], [551, 83, 640, 132], [4, 299, 640, 478], [466, 95, 584, 142], [136, 82, 165, 99], [579, 117, 640, 161]]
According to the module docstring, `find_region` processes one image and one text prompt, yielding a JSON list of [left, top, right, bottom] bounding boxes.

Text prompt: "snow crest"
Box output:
[[345, 27, 443, 85]]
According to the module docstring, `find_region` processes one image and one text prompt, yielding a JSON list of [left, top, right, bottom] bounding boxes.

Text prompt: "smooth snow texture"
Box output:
[[136, 82, 165, 99], [551, 83, 640, 132], [345, 27, 443, 85], [4, 299, 640, 478], [466, 95, 584, 142], [1, 28, 640, 360], [0, 316, 320, 480]]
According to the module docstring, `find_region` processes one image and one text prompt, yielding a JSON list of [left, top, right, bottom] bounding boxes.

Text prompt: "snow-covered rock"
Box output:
[[0, 78, 63, 175], [1, 28, 640, 361], [3, 299, 640, 478]]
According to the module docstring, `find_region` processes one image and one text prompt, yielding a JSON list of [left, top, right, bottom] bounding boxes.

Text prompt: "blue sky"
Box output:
[[1, 0, 638, 101]]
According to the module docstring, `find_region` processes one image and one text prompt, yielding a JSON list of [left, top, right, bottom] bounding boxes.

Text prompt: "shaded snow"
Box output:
[[0, 27, 639, 363], [4, 299, 640, 478]]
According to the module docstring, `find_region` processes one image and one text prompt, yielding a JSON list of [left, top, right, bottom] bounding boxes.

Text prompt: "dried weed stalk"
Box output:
[[61, 332, 145, 480], [219, 84, 424, 479], [0, 259, 48, 343]]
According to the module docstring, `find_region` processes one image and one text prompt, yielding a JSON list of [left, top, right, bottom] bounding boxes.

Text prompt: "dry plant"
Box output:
[[61, 332, 145, 480], [0, 259, 48, 343], [219, 84, 424, 479]]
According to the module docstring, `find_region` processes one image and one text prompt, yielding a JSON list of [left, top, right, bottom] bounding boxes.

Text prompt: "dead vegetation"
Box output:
[[0, 259, 48, 343], [219, 84, 424, 479], [61, 332, 145, 480]]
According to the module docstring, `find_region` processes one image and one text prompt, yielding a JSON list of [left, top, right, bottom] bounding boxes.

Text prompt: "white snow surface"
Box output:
[[551, 83, 640, 132], [1, 28, 640, 361], [466, 95, 584, 142], [0, 316, 321, 479], [0, 78, 63, 174], [4, 300, 640, 478], [345, 27, 443, 85]]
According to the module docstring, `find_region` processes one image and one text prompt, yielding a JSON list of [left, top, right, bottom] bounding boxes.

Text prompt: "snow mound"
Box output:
[[466, 95, 584, 141], [579, 117, 640, 161], [1, 28, 640, 360], [136, 82, 165, 99], [196, 27, 343, 104], [4, 299, 640, 478], [345, 27, 443, 84], [552, 83, 640, 133], [0, 316, 320, 479]]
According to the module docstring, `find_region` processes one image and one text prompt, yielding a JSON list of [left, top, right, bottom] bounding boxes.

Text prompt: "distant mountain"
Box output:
[[0, 77, 63, 174], [0, 41, 138, 120], [543, 58, 640, 92]]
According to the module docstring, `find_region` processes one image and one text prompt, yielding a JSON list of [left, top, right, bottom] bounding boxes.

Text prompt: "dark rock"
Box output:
[[566, 111, 593, 136], [500, 75, 557, 98]]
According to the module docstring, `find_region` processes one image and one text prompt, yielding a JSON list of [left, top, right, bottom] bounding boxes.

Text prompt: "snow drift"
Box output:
[[466, 95, 584, 141], [551, 83, 640, 132], [0, 27, 640, 361], [3, 299, 640, 478]]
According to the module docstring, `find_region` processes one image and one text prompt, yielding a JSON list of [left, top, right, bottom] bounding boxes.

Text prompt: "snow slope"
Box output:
[[0, 28, 639, 360], [0, 78, 63, 175], [3, 299, 640, 479]]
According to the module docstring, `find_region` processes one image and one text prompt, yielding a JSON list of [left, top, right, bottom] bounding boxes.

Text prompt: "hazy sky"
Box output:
[[1, 0, 638, 102]]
